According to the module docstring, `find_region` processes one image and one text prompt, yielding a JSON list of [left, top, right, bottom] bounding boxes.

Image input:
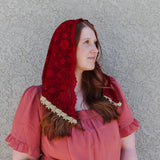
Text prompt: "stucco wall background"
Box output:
[[0, 0, 160, 159]]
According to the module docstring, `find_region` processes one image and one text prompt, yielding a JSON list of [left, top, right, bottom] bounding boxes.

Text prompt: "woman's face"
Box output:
[[75, 26, 98, 74]]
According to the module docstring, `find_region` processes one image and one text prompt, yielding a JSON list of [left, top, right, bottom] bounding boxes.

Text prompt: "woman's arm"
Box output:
[[13, 150, 39, 160], [120, 133, 138, 160]]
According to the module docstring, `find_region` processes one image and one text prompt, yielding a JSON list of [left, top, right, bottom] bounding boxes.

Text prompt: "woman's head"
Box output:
[[75, 20, 102, 74]]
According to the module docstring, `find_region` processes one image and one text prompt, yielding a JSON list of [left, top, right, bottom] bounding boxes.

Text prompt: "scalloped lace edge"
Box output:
[[104, 95, 122, 106], [40, 95, 77, 124]]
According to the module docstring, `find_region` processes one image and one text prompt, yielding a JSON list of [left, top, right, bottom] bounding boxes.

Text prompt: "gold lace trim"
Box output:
[[104, 95, 122, 107], [40, 95, 77, 124], [40, 95, 121, 124]]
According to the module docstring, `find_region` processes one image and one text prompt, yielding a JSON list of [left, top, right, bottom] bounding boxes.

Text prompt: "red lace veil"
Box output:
[[40, 18, 121, 124]]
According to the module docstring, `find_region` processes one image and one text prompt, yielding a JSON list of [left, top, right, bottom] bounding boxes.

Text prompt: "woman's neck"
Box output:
[[75, 71, 82, 93]]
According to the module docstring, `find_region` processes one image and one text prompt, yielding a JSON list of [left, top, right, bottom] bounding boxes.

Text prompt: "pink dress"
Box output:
[[5, 78, 139, 160]]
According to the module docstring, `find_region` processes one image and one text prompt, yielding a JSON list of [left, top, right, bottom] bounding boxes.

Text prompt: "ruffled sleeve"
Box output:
[[109, 76, 140, 138], [5, 86, 43, 158]]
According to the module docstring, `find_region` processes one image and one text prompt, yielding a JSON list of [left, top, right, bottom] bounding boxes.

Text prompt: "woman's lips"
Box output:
[[88, 57, 96, 60]]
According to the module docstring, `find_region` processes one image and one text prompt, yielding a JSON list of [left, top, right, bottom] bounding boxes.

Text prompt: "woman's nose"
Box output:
[[91, 44, 98, 54]]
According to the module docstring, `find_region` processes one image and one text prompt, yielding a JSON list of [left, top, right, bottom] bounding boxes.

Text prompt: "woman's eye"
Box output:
[[84, 40, 89, 44]]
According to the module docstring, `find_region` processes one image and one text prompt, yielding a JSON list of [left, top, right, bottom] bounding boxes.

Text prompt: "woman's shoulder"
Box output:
[[13, 85, 43, 125], [21, 85, 42, 101], [103, 73, 121, 88], [24, 85, 42, 95], [102, 73, 121, 92], [15, 85, 43, 116], [103, 73, 118, 83]]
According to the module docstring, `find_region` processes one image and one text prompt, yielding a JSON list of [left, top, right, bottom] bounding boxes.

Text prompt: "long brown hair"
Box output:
[[40, 19, 120, 140], [75, 19, 120, 122]]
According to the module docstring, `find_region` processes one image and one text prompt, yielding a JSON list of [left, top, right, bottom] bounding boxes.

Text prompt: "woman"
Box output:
[[6, 18, 139, 160]]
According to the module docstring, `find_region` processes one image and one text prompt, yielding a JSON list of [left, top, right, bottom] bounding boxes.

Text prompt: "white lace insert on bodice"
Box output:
[[75, 91, 89, 111]]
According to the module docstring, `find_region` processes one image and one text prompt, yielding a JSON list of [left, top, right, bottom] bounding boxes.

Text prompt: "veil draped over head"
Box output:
[[40, 18, 121, 125]]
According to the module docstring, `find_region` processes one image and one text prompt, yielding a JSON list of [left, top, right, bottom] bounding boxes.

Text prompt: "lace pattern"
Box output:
[[40, 95, 77, 124], [42, 19, 81, 121]]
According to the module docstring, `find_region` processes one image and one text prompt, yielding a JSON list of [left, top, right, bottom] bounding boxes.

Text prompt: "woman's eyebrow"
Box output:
[[81, 37, 97, 41]]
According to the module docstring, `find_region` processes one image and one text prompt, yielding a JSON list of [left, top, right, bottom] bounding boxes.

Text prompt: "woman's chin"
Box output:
[[84, 66, 95, 71]]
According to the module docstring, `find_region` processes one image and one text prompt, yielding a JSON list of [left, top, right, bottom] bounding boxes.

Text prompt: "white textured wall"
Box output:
[[1, 0, 160, 159]]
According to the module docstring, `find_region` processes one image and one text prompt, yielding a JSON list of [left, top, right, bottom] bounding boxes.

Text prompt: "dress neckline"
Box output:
[[76, 109, 101, 120]]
